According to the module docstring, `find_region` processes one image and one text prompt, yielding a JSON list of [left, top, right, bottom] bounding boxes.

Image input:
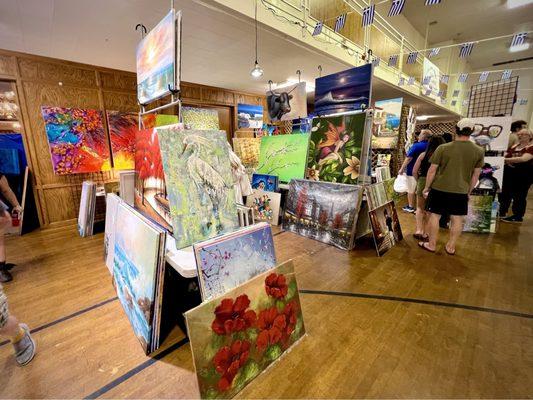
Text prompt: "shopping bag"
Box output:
[[393, 174, 408, 193]]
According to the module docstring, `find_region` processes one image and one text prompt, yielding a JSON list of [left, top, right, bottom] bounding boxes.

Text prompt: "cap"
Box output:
[[456, 118, 475, 131]]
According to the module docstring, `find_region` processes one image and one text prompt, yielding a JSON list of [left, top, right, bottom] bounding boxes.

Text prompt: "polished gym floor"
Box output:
[[0, 199, 531, 398]]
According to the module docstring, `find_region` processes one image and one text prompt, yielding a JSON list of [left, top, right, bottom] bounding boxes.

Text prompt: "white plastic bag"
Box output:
[[393, 174, 408, 193]]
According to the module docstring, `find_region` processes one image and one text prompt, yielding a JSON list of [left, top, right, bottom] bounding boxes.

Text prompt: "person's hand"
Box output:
[[12, 205, 23, 214], [423, 189, 430, 199]]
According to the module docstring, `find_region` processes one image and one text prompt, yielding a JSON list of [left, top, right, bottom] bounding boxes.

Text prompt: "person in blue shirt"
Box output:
[[398, 130, 431, 213]]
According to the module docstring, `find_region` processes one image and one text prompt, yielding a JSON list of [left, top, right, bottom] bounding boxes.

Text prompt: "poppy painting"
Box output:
[[185, 260, 305, 399], [106, 111, 138, 170], [41, 106, 111, 174]]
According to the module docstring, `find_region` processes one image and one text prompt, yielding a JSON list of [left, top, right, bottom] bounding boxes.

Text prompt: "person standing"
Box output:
[[499, 128, 533, 223], [398, 129, 430, 213], [508, 120, 527, 149], [419, 119, 484, 255], [0, 174, 23, 282]]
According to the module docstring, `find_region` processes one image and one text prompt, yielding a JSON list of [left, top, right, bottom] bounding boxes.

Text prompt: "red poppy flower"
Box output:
[[281, 300, 299, 344], [213, 340, 251, 391], [211, 294, 257, 335], [255, 306, 287, 351], [265, 273, 288, 299]]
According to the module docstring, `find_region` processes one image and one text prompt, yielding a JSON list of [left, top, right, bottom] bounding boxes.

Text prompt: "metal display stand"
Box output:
[[467, 76, 519, 118]]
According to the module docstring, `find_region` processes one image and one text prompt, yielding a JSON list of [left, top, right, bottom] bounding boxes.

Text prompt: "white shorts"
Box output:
[[406, 176, 417, 194]]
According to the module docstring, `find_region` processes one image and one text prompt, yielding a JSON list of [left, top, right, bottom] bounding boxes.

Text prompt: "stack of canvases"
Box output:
[[77, 181, 96, 237]]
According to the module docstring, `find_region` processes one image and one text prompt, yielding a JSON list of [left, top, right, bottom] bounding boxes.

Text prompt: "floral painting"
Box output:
[[307, 114, 365, 184], [232, 138, 261, 169], [157, 127, 238, 249], [106, 111, 138, 170], [283, 179, 363, 250], [41, 106, 110, 174], [182, 107, 220, 130], [185, 260, 305, 399], [246, 190, 281, 225], [193, 222, 276, 301], [256, 134, 310, 183]]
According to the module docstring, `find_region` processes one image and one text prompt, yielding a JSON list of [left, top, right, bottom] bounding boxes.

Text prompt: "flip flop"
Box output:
[[413, 233, 429, 241], [444, 246, 456, 256], [418, 242, 435, 253]]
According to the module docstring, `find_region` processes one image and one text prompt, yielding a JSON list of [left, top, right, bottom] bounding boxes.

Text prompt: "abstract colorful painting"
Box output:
[[283, 179, 363, 250], [232, 138, 261, 168], [113, 202, 165, 354], [182, 107, 220, 130], [266, 82, 307, 122], [41, 107, 110, 174], [136, 10, 178, 104], [185, 260, 305, 399], [314, 64, 372, 115], [372, 98, 403, 149], [469, 116, 511, 152], [237, 104, 263, 129], [158, 127, 238, 249], [106, 111, 138, 170], [369, 201, 403, 256], [142, 114, 179, 129], [257, 134, 310, 183], [246, 189, 281, 226], [134, 128, 173, 231], [193, 222, 276, 300], [251, 173, 279, 192], [307, 114, 365, 184]]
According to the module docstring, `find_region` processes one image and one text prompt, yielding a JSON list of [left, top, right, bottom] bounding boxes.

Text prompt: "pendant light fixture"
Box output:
[[250, 0, 264, 78]]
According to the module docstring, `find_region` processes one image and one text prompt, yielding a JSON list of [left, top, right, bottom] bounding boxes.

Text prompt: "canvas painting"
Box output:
[[282, 179, 363, 250], [469, 116, 512, 152], [266, 82, 307, 122], [375, 166, 391, 183], [106, 111, 138, 170], [475, 156, 504, 193], [185, 260, 305, 399], [0, 148, 20, 175], [104, 193, 122, 275], [142, 114, 180, 129], [232, 137, 261, 168], [136, 10, 178, 104], [383, 177, 402, 204], [182, 107, 220, 130], [158, 126, 238, 249], [307, 114, 365, 184], [369, 201, 403, 256], [314, 64, 372, 115], [251, 173, 279, 192], [372, 98, 403, 149], [237, 104, 264, 129], [463, 194, 496, 233], [134, 128, 172, 231], [246, 189, 281, 225], [113, 202, 164, 354], [365, 182, 388, 211], [257, 134, 310, 183], [41, 107, 110, 174], [422, 58, 441, 101], [193, 222, 276, 300]]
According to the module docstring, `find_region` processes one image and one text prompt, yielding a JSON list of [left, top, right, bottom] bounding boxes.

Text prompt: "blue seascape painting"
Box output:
[[251, 173, 279, 192], [314, 64, 372, 115], [237, 103, 264, 129]]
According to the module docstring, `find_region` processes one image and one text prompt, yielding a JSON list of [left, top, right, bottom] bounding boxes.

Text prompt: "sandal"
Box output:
[[444, 246, 456, 256], [418, 242, 435, 253], [413, 233, 429, 241]]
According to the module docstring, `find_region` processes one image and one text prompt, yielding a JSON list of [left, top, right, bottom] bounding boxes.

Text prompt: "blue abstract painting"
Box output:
[[314, 64, 372, 116], [193, 222, 277, 300], [251, 173, 279, 192]]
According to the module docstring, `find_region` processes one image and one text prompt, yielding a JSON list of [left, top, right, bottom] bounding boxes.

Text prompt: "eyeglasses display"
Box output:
[[471, 124, 503, 139]]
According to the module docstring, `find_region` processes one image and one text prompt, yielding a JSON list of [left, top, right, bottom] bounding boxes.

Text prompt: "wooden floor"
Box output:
[[1, 200, 532, 398]]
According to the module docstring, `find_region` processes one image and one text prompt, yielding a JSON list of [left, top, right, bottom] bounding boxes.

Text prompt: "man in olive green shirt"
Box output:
[[419, 119, 484, 255]]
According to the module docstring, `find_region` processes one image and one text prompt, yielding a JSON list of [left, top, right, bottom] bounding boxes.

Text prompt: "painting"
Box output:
[[422, 58, 441, 101], [104, 193, 122, 275], [158, 127, 238, 249], [257, 134, 310, 183], [106, 111, 138, 170], [0, 148, 20, 175], [383, 177, 402, 204], [266, 82, 307, 122], [136, 10, 179, 104], [307, 113, 365, 184], [246, 189, 281, 225], [372, 98, 403, 149], [113, 202, 165, 354], [41, 107, 110, 174], [369, 201, 403, 256], [463, 194, 497, 233], [182, 107, 220, 130], [232, 138, 261, 169], [314, 64, 372, 115], [475, 156, 504, 193], [282, 179, 363, 250], [365, 182, 388, 211], [185, 260, 305, 399], [142, 114, 180, 129], [237, 104, 263, 129], [193, 222, 276, 300], [469, 116, 511, 152], [251, 173, 279, 192]]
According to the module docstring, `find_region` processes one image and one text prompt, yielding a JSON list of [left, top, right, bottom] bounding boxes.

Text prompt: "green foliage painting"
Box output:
[[157, 127, 238, 249], [256, 134, 310, 183], [307, 113, 365, 184]]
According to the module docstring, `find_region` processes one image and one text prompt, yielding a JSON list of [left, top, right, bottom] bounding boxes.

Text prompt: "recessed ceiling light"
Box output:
[[510, 42, 530, 52], [506, 0, 533, 8]]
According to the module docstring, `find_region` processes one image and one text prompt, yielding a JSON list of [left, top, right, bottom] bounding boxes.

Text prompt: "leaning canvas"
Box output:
[[182, 107, 220, 130], [369, 201, 403, 256], [106, 111, 138, 170], [245, 189, 281, 225], [365, 182, 388, 211], [463, 194, 495, 233], [307, 114, 365, 184], [157, 126, 238, 249], [41, 107, 110, 174], [104, 193, 122, 275], [282, 179, 363, 250], [266, 82, 307, 122], [193, 222, 277, 300], [257, 134, 310, 183], [185, 260, 305, 399]]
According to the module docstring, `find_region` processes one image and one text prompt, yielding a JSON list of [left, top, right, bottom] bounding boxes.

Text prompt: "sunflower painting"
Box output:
[[186, 260, 305, 399]]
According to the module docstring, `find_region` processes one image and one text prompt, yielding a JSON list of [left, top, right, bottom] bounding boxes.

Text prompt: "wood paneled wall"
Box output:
[[0, 49, 265, 228]]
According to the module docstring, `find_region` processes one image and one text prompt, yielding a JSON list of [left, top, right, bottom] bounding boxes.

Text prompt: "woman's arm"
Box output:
[[0, 176, 21, 211], [412, 152, 425, 179], [505, 153, 533, 164]]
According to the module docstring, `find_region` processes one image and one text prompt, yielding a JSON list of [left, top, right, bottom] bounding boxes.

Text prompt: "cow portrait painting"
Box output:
[[266, 81, 307, 122]]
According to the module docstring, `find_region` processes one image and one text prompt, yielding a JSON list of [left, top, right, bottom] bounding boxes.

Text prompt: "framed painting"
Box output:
[[245, 189, 281, 225], [41, 106, 110, 174], [372, 98, 403, 149], [182, 107, 220, 130], [193, 222, 276, 301], [369, 201, 403, 256], [257, 134, 310, 183], [266, 82, 307, 122], [251, 173, 279, 192], [185, 260, 305, 399], [106, 111, 138, 170]]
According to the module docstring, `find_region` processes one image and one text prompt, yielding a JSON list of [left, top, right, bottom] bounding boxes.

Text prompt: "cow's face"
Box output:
[[268, 91, 293, 120]]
